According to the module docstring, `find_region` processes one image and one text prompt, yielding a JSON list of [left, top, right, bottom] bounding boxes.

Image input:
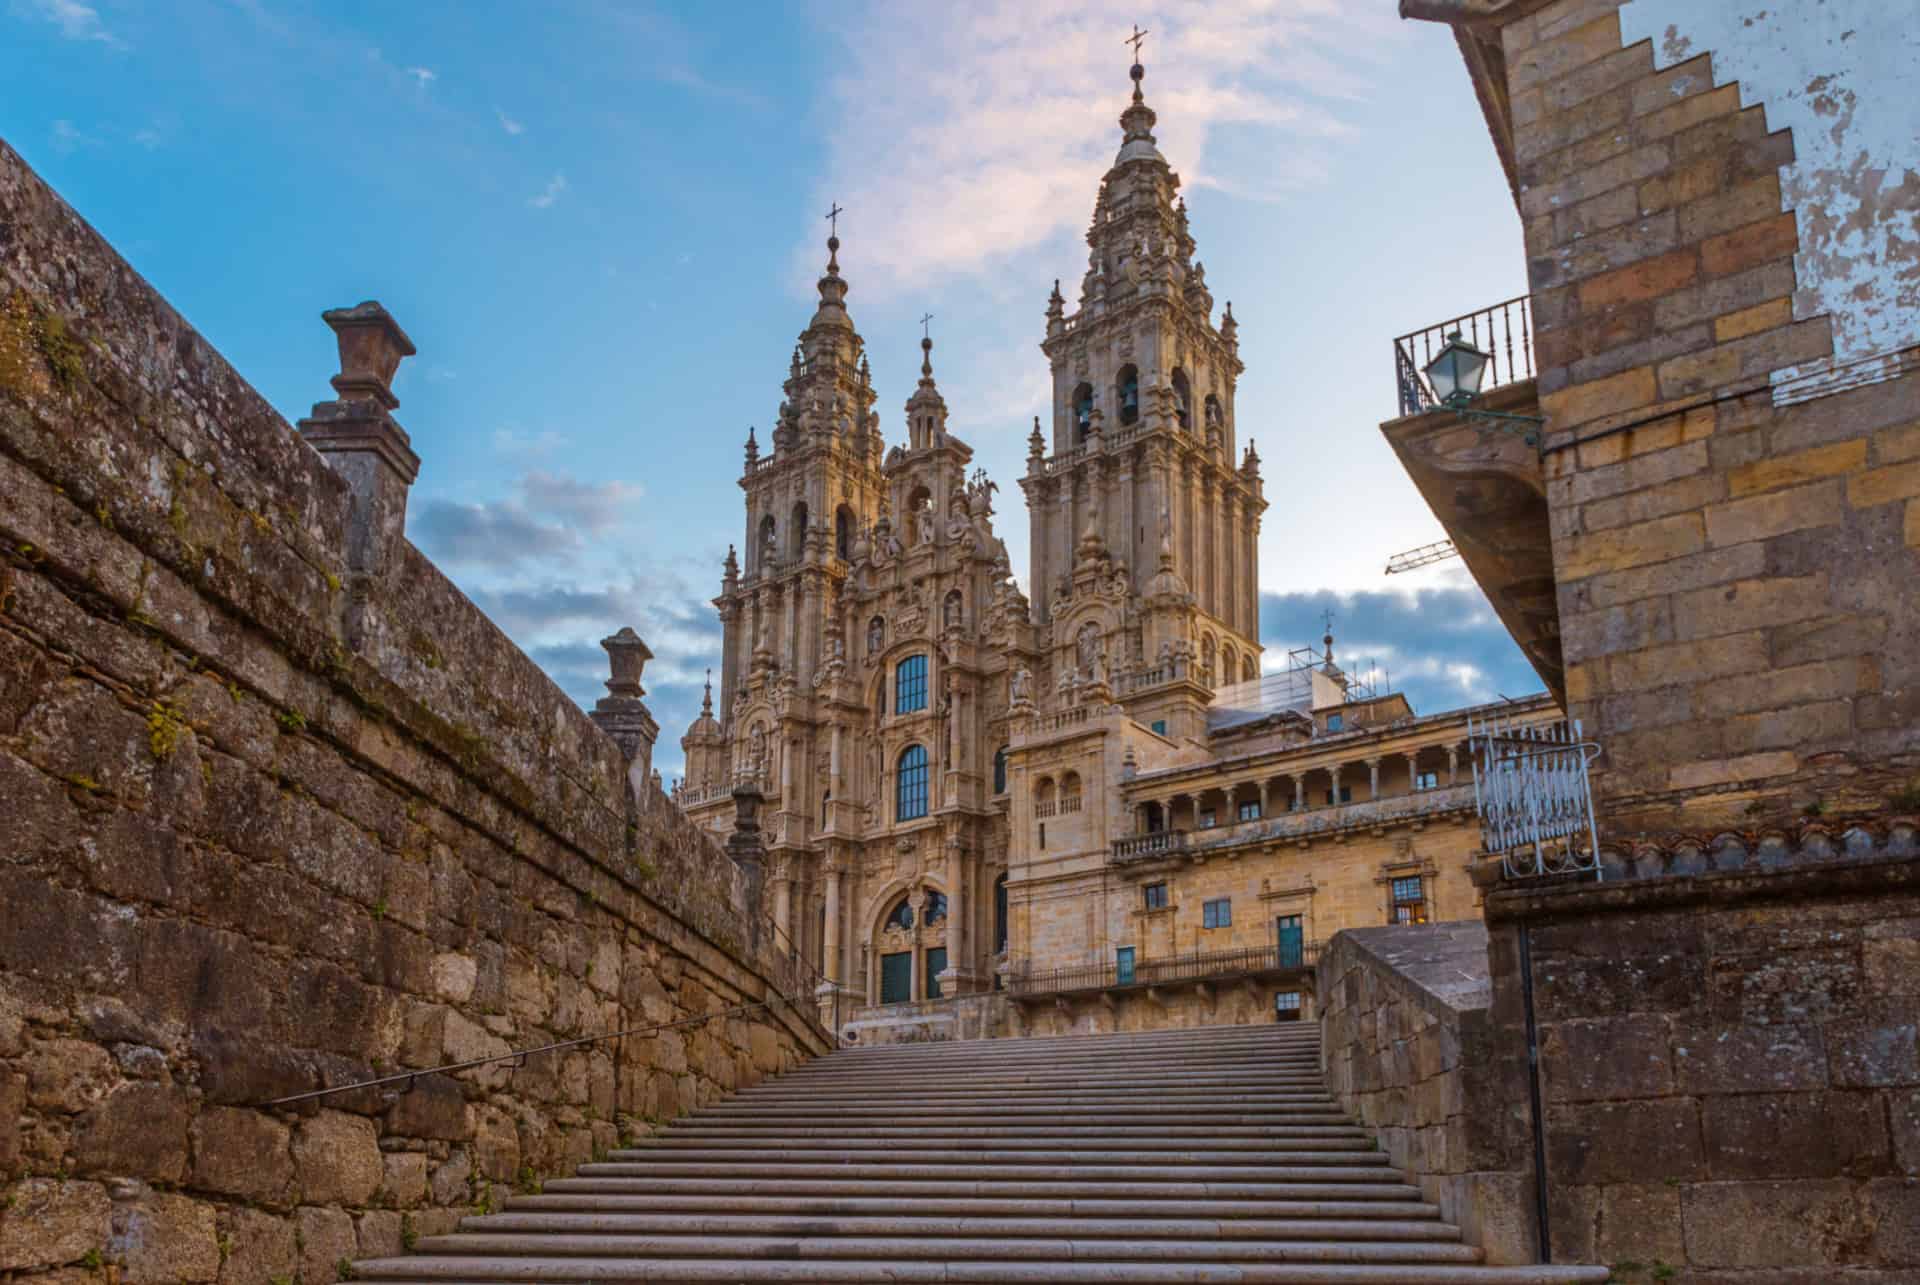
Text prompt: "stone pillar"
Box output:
[[1329, 766, 1343, 807], [591, 627, 661, 791], [1406, 752, 1422, 790], [1448, 744, 1461, 785], [822, 859, 844, 984], [726, 778, 767, 951], [297, 302, 421, 647], [1294, 776, 1305, 812], [1367, 757, 1382, 800]]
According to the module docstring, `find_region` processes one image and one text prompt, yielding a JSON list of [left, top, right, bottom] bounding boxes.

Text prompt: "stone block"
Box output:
[[1720, 698, 1852, 755], [382, 1151, 429, 1207], [1673, 1023, 1829, 1095], [1547, 1098, 1704, 1185], [429, 1149, 473, 1205], [189, 1107, 293, 1205], [1540, 364, 1658, 431], [111, 1189, 220, 1284], [1714, 296, 1794, 343], [73, 1081, 192, 1182], [1577, 472, 1722, 534], [1574, 541, 1765, 611], [0, 1072, 21, 1175], [1509, 11, 1621, 92], [215, 1207, 297, 1285], [1540, 1014, 1674, 1102], [293, 1205, 356, 1285], [1677, 174, 1784, 243], [1894, 1090, 1920, 1176], [1829, 1010, 1920, 1088], [293, 1110, 384, 1207], [1558, 511, 1706, 581], [1729, 439, 1868, 498], [1594, 1181, 1687, 1266], [1607, 630, 1768, 693], [0, 1178, 111, 1272], [1771, 612, 1889, 668], [1849, 459, 1920, 509], [1703, 1091, 1891, 1179], [1712, 946, 1866, 1026], [1693, 656, 1860, 720], [1680, 1179, 1863, 1267], [1703, 479, 1845, 548], [1700, 210, 1800, 277], [23, 1037, 116, 1113], [355, 1209, 404, 1259]]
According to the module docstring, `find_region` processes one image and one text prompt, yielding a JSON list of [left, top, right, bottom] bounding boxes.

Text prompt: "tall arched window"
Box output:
[[790, 501, 809, 558], [1200, 634, 1216, 688], [993, 745, 1009, 795], [923, 890, 948, 923], [1061, 771, 1083, 813], [835, 505, 854, 560], [994, 874, 1009, 953], [896, 744, 929, 821], [1172, 367, 1192, 430], [1116, 365, 1140, 426], [1244, 655, 1260, 683], [884, 897, 915, 931], [1221, 644, 1238, 687], [1072, 382, 1094, 443], [895, 654, 928, 714]]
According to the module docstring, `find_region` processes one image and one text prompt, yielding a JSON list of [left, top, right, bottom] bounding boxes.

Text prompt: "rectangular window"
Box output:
[[1415, 770, 1440, 790], [1198, 808, 1216, 828], [879, 951, 912, 1004], [1115, 946, 1136, 986], [1275, 990, 1302, 1021], [1037, 822, 1046, 850], [1237, 801, 1262, 822], [993, 747, 1008, 795], [1391, 876, 1429, 924], [894, 654, 928, 714], [1150, 719, 1167, 736], [924, 947, 948, 999], [1142, 882, 1169, 911], [1203, 897, 1231, 929], [1326, 713, 1343, 732]]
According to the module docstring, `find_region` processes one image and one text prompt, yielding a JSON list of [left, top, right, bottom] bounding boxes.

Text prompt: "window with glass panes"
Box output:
[[894, 654, 928, 714], [1415, 770, 1440, 790], [1238, 800, 1261, 821], [1142, 882, 1169, 911], [1203, 897, 1231, 929], [896, 744, 929, 820], [1275, 990, 1303, 1021], [1391, 875, 1428, 924]]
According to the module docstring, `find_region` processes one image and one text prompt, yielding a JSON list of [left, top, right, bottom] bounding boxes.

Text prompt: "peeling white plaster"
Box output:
[[1621, 0, 1920, 403]]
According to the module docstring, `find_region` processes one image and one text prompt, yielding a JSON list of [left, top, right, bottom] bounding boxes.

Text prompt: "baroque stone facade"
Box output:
[[675, 64, 1568, 1040]]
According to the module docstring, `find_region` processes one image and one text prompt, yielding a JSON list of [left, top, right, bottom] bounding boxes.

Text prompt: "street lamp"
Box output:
[[1422, 330, 1543, 442]]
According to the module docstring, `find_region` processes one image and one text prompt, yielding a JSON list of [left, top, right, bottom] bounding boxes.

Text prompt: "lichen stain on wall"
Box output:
[[1621, 0, 1920, 403]]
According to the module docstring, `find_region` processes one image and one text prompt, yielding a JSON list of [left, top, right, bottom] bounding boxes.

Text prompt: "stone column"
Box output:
[[1448, 744, 1462, 784], [1367, 757, 1382, 800], [726, 778, 768, 951], [1406, 752, 1422, 790], [771, 861, 794, 957], [1293, 776, 1305, 812], [822, 858, 844, 984], [944, 836, 967, 990], [1329, 766, 1343, 807]]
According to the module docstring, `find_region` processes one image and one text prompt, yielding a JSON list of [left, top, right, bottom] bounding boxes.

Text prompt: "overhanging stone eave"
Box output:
[[1381, 378, 1565, 706]]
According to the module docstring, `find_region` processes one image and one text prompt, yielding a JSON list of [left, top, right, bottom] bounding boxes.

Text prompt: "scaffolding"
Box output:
[[1206, 646, 1379, 732]]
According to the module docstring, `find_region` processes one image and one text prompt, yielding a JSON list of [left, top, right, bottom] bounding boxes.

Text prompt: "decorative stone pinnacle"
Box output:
[[321, 301, 416, 411], [600, 626, 652, 700]]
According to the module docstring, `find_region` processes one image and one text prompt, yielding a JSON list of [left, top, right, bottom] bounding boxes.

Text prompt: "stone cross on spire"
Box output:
[[825, 201, 844, 238], [1126, 23, 1149, 65]]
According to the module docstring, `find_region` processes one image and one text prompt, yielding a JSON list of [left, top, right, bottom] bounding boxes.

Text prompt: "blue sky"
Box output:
[[4, 0, 1543, 775]]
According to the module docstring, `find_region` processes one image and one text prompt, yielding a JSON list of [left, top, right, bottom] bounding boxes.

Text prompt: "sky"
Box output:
[[3, 0, 1543, 777]]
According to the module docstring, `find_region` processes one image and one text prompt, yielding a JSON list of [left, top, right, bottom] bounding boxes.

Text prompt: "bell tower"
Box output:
[[1022, 56, 1266, 693]]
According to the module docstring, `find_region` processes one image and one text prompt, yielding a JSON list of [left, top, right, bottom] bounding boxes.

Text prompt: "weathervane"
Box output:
[[1126, 23, 1149, 65]]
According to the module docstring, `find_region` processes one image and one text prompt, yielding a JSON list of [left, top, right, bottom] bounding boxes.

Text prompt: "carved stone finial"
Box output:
[[601, 627, 653, 700], [321, 301, 416, 411]]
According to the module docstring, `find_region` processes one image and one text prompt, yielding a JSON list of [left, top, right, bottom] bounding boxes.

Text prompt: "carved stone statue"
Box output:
[[1077, 621, 1104, 678], [1010, 667, 1031, 706]]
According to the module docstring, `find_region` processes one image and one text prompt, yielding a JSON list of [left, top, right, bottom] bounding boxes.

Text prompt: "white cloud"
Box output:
[[22, 0, 120, 45], [406, 65, 436, 91], [529, 173, 568, 209], [496, 108, 525, 136], [48, 119, 97, 153], [809, 0, 1394, 299]]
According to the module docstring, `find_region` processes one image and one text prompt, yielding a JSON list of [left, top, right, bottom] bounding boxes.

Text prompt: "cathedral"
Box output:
[[673, 60, 1558, 1040]]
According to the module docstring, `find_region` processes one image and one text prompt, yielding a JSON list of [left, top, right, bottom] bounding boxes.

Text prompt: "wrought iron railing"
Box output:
[[1469, 713, 1601, 880], [1007, 941, 1322, 998], [1393, 294, 1534, 417]]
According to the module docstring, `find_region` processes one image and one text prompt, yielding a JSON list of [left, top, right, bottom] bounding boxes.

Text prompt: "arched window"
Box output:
[[790, 501, 809, 557], [993, 745, 1009, 796], [895, 654, 928, 714], [994, 874, 1009, 953], [923, 890, 948, 924], [1200, 634, 1216, 688], [1034, 776, 1056, 818], [835, 505, 854, 560], [884, 897, 914, 931], [896, 744, 929, 821], [1221, 644, 1237, 687], [1072, 382, 1094, 443], [1244, 655, 1259, 683], [1172, 368, 1192, 430], [1061, 771, 1083, 813], [1117, 365, 1140, 426], [756, 514, 777, 569]]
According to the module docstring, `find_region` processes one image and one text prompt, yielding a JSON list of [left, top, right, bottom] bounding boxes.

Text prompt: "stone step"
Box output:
[[457, 1214, 1461, 1241], [398, 1234, 1490, 1264], [630, 1129, 1373, 1149], [732, 1077, 1333, 1096], [720, 1088, 1342, 1107], [682, 1109, 1356, 1127], [653, 1123, 1367, 1140], [352, 1262, 1613, 1284], [534, 1178, 1430, 1202], [567, 1162, 1409, 1183], [502, 1194, 1446, 1220], [821, 1027, 1318, 1056], [590, 1145, 1392, 1167], [782, 1053, 1325, 1078]]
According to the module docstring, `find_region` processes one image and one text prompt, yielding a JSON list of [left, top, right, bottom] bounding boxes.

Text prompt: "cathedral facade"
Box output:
[[674, 63, 1560, 1040]]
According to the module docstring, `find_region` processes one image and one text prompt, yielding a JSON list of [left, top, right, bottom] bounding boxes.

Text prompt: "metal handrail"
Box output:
[[1393, 294, 1534, 417]]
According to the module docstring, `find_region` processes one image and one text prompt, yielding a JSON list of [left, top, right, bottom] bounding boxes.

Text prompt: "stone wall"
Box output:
[[1317, 923, 1537, 1266], [1498, 0, 1920, 836], [0, 137, 827, 1284], [1483, 844, 1920, 1280]]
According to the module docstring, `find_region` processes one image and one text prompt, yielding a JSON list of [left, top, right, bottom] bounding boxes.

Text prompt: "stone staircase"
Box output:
[[353, 1023, 1610, 1283]]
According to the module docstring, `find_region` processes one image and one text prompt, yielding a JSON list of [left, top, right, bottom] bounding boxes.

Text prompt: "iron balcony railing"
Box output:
[[1007, 940, 1322, 999], [1394, 293, 1534, 417]]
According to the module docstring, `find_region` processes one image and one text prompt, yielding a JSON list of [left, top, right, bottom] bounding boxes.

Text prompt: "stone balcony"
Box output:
[[1112, 783, 1478, 864], [1006, 940, 1323, 1002]]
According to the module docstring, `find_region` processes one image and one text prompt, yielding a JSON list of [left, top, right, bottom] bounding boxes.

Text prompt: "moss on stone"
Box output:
[[146, 701, 186, 760]]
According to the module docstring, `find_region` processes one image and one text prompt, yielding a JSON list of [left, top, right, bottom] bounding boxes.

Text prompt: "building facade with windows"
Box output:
[[674, 60, 1563, 1041]]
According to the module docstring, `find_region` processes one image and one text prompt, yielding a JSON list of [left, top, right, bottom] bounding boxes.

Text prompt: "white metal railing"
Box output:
[[1469, 714, 1602, 880]]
